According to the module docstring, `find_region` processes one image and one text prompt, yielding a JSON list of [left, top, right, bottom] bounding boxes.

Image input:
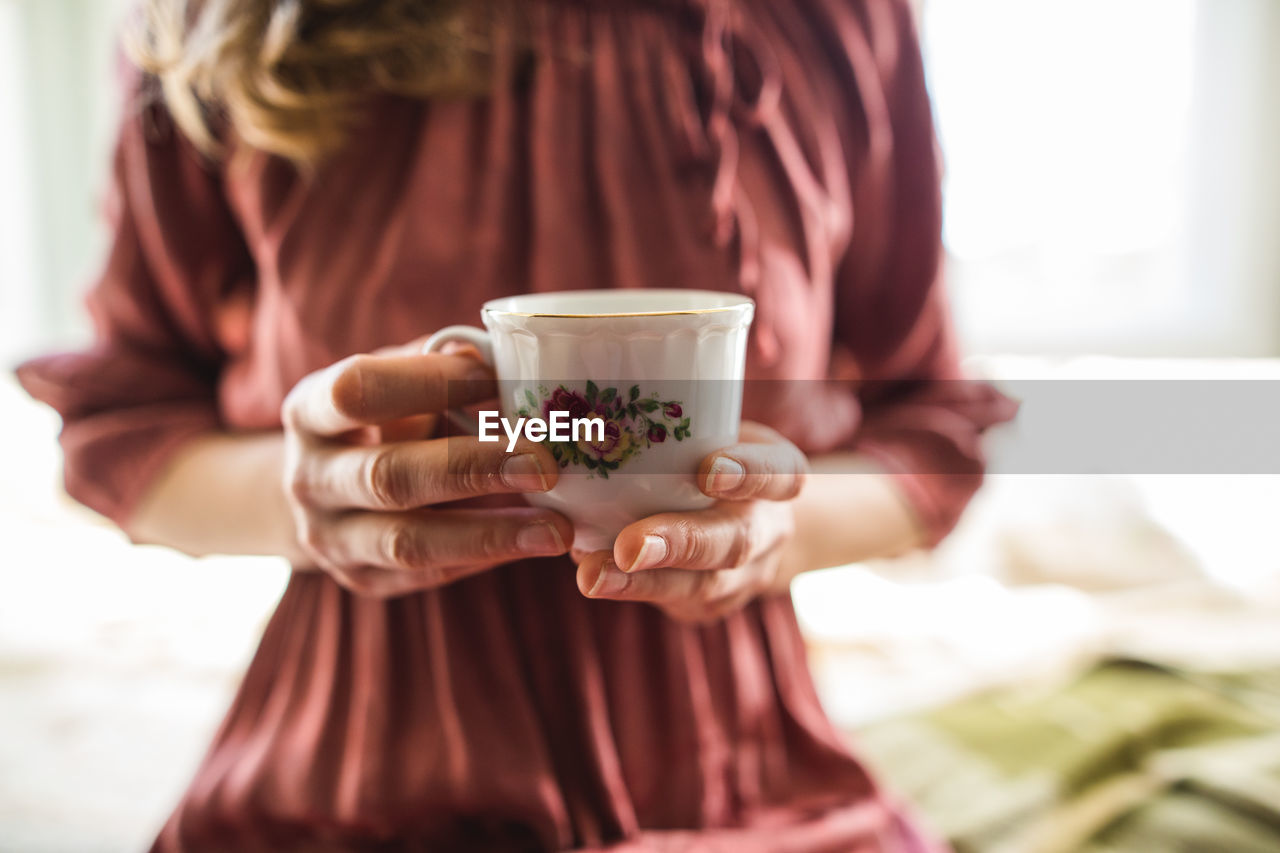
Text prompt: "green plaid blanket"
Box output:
[[854, 660, 1280, 853]]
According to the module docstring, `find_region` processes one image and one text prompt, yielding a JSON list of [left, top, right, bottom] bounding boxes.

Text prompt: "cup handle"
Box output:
[[422, 325, 494, 436]]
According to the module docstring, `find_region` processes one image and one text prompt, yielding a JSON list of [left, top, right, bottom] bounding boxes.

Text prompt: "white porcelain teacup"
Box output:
[[424, 289, 755, 551]]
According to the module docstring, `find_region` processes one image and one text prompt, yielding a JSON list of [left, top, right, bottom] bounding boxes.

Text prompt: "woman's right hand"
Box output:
[[281, 343, 572, 598]]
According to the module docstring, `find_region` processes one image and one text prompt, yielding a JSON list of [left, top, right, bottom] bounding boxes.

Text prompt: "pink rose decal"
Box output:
[[577, 418, 631, 463], [517, 383, 690, 478], [544, 387, 591, 421]]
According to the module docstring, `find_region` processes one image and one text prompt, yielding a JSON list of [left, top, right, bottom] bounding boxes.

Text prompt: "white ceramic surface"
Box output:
[[426, 290, 754, 551]]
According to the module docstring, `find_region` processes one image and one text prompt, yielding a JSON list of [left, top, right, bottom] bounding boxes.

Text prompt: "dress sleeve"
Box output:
[[14, 78, 253, 530], [829, 0, 1016, 545]]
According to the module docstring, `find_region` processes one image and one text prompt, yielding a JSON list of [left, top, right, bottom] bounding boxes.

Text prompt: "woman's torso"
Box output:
[[152, 2, 938, 850]]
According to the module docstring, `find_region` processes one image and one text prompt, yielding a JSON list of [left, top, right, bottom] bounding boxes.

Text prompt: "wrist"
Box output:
[[779, 453, 926, 578], [770, 501, 808, 593]]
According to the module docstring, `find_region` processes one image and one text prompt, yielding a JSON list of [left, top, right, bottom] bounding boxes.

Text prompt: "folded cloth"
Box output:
[[853, 659, 1280, 853]]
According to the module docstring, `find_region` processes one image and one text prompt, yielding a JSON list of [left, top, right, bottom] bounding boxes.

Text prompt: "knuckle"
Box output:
[[285, 455, 318, 506], [427, 465, 464, 504], [476, 522, 514, 558], [286, 468, 311, 505], [450, 451, 498, 497], [364, 449, 410, 508], [298, 517, 327, 557], [384, 523, 429, 568], [670, 517, 708, 565]]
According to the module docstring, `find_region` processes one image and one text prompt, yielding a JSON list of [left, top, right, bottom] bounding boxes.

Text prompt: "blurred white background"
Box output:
[[4, 0, 1278, 362], [1, 1, 1279, 851], [928, 0, 1280, 356]]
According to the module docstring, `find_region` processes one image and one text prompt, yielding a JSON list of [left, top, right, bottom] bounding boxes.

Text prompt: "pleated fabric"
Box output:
[[16, 0, 1013, 849]]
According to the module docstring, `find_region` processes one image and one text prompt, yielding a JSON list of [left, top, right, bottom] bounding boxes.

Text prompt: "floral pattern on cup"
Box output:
[[516, 382, 692, 478]]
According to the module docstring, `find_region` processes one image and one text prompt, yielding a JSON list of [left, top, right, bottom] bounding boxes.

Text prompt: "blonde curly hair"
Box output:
[[128, 0, 489, 164]]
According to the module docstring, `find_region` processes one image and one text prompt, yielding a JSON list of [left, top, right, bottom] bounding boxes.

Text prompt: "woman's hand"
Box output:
[[573, 423, 808, 623], [281, 342, 574, 598]]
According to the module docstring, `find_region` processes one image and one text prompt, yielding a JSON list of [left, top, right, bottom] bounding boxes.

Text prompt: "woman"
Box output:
[[18, 0, 1013, 849]]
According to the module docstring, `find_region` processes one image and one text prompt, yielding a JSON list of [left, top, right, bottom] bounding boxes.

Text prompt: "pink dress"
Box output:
[[17, 1, 1013, 849]]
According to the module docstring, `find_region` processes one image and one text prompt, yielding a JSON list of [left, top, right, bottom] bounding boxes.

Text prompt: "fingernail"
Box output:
[[628, 535, 667, 572], [517, 522, 565, 554], [706, 456, 746, 494], [589, 559, 630, 597], [502, 454, 549, 491]]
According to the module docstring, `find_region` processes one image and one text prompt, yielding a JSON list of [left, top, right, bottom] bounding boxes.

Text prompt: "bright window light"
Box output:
[[924, 0, 1199, 353]]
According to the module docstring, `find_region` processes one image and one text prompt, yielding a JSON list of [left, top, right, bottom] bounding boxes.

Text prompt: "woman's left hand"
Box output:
[[574, 422, 809, 623]]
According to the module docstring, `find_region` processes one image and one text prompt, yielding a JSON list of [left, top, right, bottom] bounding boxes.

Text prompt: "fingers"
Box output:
[[574, 552, 753, 624], [698, 422, 808, 502], [577, 553, 709, 601], [612, 501, 791, 573], [284, 352, 495, 437], [307, 507, 572, 579], [291, 437, 558, 511]]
